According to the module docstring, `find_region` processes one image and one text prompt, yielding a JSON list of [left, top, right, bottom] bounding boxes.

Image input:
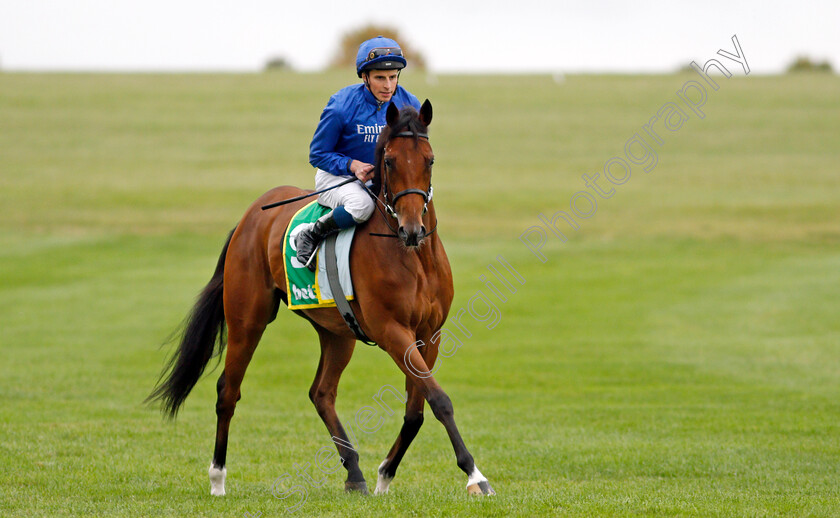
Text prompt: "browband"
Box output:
[[392, 131, 429, 139]]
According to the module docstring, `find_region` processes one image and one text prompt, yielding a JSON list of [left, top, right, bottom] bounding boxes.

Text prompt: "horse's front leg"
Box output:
[[374, 378, 424, 494], [309, 328, 367, 493], [379, 327, 495, 496]]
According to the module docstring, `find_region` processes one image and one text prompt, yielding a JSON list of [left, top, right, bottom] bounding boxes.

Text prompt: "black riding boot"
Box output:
[[295, 210, 341, 272]]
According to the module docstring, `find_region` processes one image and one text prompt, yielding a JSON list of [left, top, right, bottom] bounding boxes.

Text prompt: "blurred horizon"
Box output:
[[0, 0, 837, 75], [0, 69, 829, 78]]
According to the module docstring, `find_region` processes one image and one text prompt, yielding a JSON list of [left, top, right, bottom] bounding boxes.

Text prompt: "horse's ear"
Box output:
[[386, 102, 400, 127], [419, 99, 433, 127]]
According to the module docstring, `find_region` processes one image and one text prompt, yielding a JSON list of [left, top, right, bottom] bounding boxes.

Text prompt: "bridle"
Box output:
[[365, 130, 437, 239], [382, 131, 433, 218]]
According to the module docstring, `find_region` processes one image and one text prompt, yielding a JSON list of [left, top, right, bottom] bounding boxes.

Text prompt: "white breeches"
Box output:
[[314, 169, 375, 223]]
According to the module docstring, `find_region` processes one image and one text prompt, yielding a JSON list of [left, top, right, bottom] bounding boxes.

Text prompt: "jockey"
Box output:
[[295, 36, 421, 271]]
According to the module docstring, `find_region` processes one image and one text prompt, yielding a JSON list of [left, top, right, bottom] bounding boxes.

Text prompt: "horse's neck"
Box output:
[[356, 202, 451, 311]]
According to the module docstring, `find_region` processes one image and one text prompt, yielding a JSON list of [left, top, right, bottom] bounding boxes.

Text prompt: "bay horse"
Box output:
[[148, 101, 495, 498]]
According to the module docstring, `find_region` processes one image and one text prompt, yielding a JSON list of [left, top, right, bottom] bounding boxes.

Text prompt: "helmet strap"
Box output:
[[362, 72, 375, 99]]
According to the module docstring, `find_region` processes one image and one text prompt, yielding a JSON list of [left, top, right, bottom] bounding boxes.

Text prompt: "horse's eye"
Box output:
[[384, 158, 393, 170], [429, 158, 435, 168]]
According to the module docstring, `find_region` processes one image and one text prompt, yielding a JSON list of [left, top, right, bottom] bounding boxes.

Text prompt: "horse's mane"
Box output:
[[371, 106, 427, 196]]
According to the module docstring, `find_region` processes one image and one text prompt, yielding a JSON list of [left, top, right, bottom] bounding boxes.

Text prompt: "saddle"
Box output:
[[282, 201, 374, 345]]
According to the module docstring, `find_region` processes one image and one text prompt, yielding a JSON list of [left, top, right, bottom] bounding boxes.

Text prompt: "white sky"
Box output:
[[0, 0, 837, 73]]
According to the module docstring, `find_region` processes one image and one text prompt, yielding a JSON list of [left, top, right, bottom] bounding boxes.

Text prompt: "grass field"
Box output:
[[1, 70, 839, 517]]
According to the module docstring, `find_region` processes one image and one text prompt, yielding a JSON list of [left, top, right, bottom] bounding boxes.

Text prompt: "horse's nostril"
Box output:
[[397, 225, 424, 247]]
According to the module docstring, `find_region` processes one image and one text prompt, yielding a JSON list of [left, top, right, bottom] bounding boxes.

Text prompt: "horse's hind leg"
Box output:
[[308, 328, 367, 493], [209, 275, 274, 496]]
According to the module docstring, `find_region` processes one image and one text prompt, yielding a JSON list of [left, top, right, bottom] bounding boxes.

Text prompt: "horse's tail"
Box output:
[[146, 227, 235, 418]]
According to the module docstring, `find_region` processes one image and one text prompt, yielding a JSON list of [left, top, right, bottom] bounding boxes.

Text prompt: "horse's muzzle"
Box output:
[[398, 225, 426, 247]]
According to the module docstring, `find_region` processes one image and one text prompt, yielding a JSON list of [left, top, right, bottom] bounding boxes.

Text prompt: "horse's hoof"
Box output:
[[467, 480, 495, 496], [345, 480, 369, 495]]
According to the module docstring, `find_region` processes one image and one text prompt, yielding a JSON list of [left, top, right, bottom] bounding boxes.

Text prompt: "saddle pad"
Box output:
[[283, 201, 356, 310]]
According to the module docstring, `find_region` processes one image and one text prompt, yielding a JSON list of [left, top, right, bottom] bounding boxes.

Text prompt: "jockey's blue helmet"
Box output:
[[356, 36, 407, 77]]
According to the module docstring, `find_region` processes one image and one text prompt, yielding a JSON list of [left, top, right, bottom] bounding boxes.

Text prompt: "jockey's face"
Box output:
[[364, 69, 400, 102]]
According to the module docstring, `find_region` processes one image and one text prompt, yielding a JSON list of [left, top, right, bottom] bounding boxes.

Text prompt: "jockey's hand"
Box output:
[[350, 160, 375, 182]]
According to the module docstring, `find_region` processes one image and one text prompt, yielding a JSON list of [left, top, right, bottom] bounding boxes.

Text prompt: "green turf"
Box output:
[[1, 70, 839, 517]]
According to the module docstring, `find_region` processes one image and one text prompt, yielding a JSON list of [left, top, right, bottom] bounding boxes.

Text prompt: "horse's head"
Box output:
[[376, 100, 434, 248]]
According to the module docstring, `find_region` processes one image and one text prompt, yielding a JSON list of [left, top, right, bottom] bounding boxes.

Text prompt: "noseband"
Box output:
[[382, 131, 433, 219]]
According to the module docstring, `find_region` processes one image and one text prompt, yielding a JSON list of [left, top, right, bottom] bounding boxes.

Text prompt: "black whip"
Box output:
[[260, 177, 357, 210]]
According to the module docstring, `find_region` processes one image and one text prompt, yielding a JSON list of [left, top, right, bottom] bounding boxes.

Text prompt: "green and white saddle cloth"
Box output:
[[283, 201, 356, 310]]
